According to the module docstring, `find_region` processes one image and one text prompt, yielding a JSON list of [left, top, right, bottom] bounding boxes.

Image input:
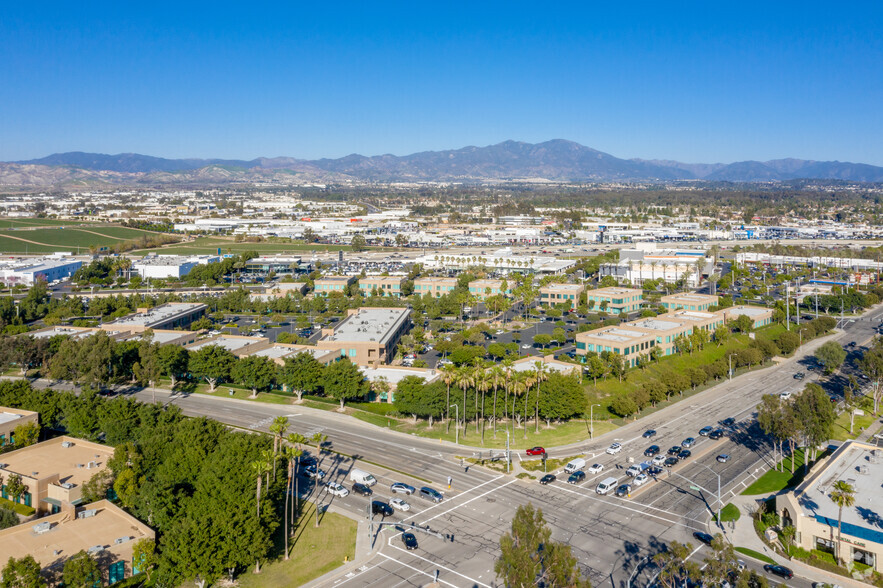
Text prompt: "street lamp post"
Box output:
[[626, 555, 650, 588], [689, 462, 723, 530], [450, 404, 459, 445], [589, 403, 600, 439]]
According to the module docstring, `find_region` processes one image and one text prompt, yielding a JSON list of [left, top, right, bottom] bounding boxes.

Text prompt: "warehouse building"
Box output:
[[0, 256, 83, 286], [133, 254, 219, 279]]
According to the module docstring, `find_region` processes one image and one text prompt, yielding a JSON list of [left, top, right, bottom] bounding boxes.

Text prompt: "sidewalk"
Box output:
[[728, 494, 872, 587]]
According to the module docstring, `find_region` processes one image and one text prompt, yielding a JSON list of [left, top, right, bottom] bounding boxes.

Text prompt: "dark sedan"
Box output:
[[644, 445, 660, 457], [642, 429, 657, 438], [693, 531, 713, 545], [677, 449, 692, 461], [567, 471, 586, 484], [709, 428, 725, 440], [664, 456, 679, 467], [763, 564, 793, 579], [667, 445, 682, 456], [539, 474, 556, 485], [402, 532, 418, 550]]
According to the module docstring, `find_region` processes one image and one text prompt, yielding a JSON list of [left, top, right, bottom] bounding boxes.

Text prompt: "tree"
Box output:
[[829, 480, 855, 564], [5, 474, 26, 504], [232, 356, 276, 398], [793, 384, 835, 463], [610, 395, 638, 419], [0, 555, 45, 588], [81, 469, 113, 503], [732, 314, 753, 333], [321, 358, 367, 409], [776, 330, 800, 355], [189, 345, 236, 392], [532, 334, 552, 349], [280, 352, 325, 402], [655, 540, 700, 588], [62, 551, 102, 588], [713, 325, 729, 347], [133, 342, 163, 403], [131, 538, 158, 582], [158, 344, 189, 389], [815, 341, 847, 375], [495, 503, 590, 588], [607, 353, 627, 382], [11, 421, 39, 447], [859, 343, 883, 415], [0, 505, 19, 530], [351, 234, 368, 252], [113, 468, 143, 509]]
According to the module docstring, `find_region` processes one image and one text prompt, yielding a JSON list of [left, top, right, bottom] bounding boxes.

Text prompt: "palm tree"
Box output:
[[455, 366, 476, 436], [251, 455, 272, 519], [441, 364, 457, 433], [269, 416, 289, 480], [532, 361, 549, 433], [830, 480, 856, 564], [310, 432, 328, 528], [282, 444, 302, 561], [475, 366, 491, 444], [286, 433, 307, 526], [488, 366, 505, 439], [511, 372, 528, 434]]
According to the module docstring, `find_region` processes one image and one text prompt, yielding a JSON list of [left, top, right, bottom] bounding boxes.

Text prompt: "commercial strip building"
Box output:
[[660, 292, 720, 312], [600, 244, 709, 288], [313, 275, 356, 296], [0, 407, 38, 447], [586, 287, 643, 315], [103, 302, 208, 331], [540, 283, 585, 310], [468, 279, 513, 301], [0, 256, 83, 286], [0, 499, 154, 584], [248, 343, 340, 366], [358, 276, 405, 298], [0, 435, 114, 514], [776, 441, 882, 572], [132, 254, 220, 279], [317, 307, 411, 367], [413, 277, 458, 298]]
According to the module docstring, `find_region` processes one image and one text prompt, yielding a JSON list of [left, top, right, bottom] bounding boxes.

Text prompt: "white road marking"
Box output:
[[381, 547, 492, 588], [420, 478, 519, 525], [406, 475, 504, 521]]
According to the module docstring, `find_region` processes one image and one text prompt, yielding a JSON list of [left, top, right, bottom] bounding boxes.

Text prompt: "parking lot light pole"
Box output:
[[589, 403, 600, 439]]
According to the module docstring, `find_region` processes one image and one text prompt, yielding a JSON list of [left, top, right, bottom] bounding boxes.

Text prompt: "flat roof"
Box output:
[[511, 359, 577, 374], [30, 327, 97, 340], [360, 366, 440, 386], [0, 436, 113, 487], [0, 500, 153, 572], [589, 287, 642, 296], [795, 442, 883, 540], [663, 293, 718, 302], [324, 308, 410, 346], [126, 330, 194, 344], [542, 283, 583, 291], [107, 303, 206, 328], [727, 306, 769, 317], [664, 311, 715, 322], [315, 275, 354, 283], [0, 412, 23, 426], [415, 276, 458, 283], [631, 318, 682, 331], [582, 327, 650, 343], [188, 336, 266, 353], [251, 345, 299, 359]]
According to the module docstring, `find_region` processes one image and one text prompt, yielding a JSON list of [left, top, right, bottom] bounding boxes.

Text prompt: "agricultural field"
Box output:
[[0, 223, 166, 254], [0, 218, 94, 229], [132, 235, 391, 255]]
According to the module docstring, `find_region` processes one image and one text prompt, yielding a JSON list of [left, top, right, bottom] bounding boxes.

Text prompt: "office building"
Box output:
[[313, 275, 356, 296], [317, 307, 411, 367], [104, 302, 208, 331], [468, 279, 513, 300], [413, 277, 458, 298], [358, 276, 405, 298], [0, 407, 38, 447], [660, 292, 720, 312], [586, 287, 643, 315], [540, 283, 585, 310]]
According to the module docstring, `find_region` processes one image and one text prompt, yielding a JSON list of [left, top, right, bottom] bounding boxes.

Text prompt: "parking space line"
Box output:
[[380, 549, 491, 588]]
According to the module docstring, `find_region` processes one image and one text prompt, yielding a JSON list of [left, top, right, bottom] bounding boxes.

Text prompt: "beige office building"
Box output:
[[468, 279, 513, 300], [0, 407, 38, 448], [660, 292, 720, 312], [413, 277, 458, 298], [359, 276, 405, 298], [586, 287, 643, 315], [317, 307, 411, 367], [313, 275, 356, 296], [540, 283, 585, 310]]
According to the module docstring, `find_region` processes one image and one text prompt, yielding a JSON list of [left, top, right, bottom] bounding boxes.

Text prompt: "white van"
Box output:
[[596, 477, 619, 495], [349, 468, 377, 487], [564, 458, 586, 474]]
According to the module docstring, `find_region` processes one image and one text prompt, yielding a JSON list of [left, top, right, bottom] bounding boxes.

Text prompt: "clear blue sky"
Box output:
[[2, 1, 882, 164]]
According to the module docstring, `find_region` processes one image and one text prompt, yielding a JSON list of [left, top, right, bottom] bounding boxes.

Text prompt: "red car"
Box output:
[[526, 447, 546, 456]]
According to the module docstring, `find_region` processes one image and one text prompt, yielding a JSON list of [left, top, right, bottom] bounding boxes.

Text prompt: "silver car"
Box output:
[[391, 482, 415, 495]]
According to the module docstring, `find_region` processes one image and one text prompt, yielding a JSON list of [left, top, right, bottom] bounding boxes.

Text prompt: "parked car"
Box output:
[[763, 564, 793, 580], [667, 446, 682, 456], [391, 482, 415, 495], [371, 501, 393, 517], [681, 437, 696, 448], [642, 429, 657, 438], [633, 473, 649, 487], [699, 426, 713, 436], [606, 443, 622, 455], [651, 455, 666, 466], [352, 483, 373, 496], [526, 446, 546, 456], [325, 482, 349, 497], [588, 463, 604, 474], [539, 474, 556, 485], [615, 484, 632, 497], [567, 471, 586, 484], [793, 372, 805, 380], [419, 487, 444, 503], [402, 532, 418, 550], [709, 428, 725, 440], [677, 449, 692, 461], [693, 531, 714, 546], [390, 498, 411, 512], [644, 445, 660, 457], [717, 454, 730, 463], [664, 456, 679, 467]]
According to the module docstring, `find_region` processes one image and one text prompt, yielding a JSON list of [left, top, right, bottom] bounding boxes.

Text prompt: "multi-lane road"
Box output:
[[24, 304, 883, 587]]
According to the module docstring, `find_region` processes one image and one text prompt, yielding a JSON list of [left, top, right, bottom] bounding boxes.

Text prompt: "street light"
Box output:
[[626, 555, 650, 588], [678, 463, 723, 530], [450, 404, 459, 445], [589, 403, 600, 439]]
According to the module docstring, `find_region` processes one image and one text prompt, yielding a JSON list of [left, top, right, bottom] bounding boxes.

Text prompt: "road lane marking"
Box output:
[[418, 477, 517, 525], [379, 550, 479, 588]]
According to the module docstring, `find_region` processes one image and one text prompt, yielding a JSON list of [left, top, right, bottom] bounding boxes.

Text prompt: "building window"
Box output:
[[109, 560, 126, 584], [815, 536, 835, 555]]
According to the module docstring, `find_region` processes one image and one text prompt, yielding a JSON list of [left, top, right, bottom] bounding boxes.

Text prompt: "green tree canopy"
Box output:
[[321, 358, 368, 409], [0, 555, 45, 588], [280, 352, 325, 402]]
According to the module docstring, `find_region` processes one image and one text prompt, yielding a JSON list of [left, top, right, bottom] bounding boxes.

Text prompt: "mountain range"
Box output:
[[3, 140, 883, 187]]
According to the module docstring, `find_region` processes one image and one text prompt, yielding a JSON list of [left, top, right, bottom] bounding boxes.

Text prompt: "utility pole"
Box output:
[[786, 281, 790, 331], [506, 429, 510, 474], [589, 403, 600, 439], [450, 404, 459, 445]]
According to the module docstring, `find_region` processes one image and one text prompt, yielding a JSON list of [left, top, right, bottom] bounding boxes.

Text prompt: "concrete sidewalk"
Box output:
[[728, 494, 872, 587]]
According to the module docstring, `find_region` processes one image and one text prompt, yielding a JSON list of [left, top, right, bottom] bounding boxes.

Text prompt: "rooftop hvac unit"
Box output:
[[86, 545, 104, 554], [87, 461, 96, 469], [114, 536, 133, 545], [32, 522, 52, 534], [860, 465, 870, 475], [60, 482, 73, 489], [75, 463, 83, 468], [77, 509, 97, 519], [61, 441, 73, 448]]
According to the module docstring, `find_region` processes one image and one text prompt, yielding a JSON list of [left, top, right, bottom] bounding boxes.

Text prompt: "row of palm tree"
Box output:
[[432, 255, 537, 270], [439, 359, 552, 443]]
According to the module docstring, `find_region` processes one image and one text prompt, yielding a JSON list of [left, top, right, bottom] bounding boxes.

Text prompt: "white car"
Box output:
[[521, 344, 532, 349], [606, 443, 622, 455], [587, 463, 604, 474], [390, 498, 411, 512], [326, 482, 349, 497], [651, 454, 666, 466], [633, 473, 649, 487]]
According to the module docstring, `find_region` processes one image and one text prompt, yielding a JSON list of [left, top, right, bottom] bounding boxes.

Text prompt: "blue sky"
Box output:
[[2, 2, 882, 164]]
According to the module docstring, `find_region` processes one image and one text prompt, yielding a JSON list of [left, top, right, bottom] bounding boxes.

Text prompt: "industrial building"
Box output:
[[104, 302, 208, 331], [317, 307, 411, 367], [132, 254, 220, 279], [0, 256, 83, 286]]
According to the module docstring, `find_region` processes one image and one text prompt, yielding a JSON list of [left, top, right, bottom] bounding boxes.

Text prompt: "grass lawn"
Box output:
[[0, 218, 98, 228], [131, 236, 394, 255], [742, 448, 812, 495], [237, 506, 356, 588], [714, 503, 741, 523], [0, 226, 165, 253], [830, 399, 879, 441], [734, 546, 776, 565]]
